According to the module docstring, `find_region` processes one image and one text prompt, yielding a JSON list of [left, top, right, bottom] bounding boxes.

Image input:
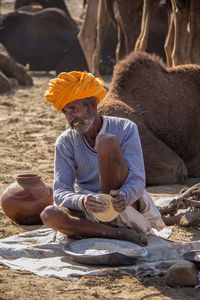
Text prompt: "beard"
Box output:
[[69, 116, 95, 134]]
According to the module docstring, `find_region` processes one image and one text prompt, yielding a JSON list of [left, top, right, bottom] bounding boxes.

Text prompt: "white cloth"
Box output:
[[0, 224, 200, 280], [110, 190, 165, 234]]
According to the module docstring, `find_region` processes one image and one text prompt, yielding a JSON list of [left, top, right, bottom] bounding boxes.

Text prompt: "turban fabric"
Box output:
[[44, 71, 107, 111]]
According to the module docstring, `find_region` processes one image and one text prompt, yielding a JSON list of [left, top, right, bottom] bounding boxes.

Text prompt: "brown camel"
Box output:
[[78, 0, 167, 76], [169, 0, 200, 67], [78, 0, 117, 76], [98, 51, 200, 185], [114, 0, 143, 62], [134, 0, 172, 65], [78, 0, 143, 76], [165, 0, 190, 67], [135, 0, 200, 67], [111, 0, 167, 63], [134, 0, 161, 52]]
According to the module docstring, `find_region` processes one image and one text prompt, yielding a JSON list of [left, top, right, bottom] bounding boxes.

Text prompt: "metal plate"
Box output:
[[63, 238, 148, 266], [183, 250, 200, 268]]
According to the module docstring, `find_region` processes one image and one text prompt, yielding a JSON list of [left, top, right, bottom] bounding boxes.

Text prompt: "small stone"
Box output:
[[165, 259, 198, 287], [91, 291, 98, 298]]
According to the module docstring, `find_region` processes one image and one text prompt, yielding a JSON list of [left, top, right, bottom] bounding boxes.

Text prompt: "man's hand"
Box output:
[[83, 194, 108, 212], [110, 189, 126, 212]]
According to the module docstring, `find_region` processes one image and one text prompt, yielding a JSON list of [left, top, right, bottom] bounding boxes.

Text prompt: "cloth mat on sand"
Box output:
[[0, 225, 200, 280]]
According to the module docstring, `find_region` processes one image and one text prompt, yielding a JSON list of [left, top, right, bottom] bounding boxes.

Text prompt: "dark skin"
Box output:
[[62, 97, 102, 147], [41, 97, 146, 246]]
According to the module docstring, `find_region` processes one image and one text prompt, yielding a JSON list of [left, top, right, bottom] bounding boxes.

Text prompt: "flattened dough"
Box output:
[[92, 194, 119, 222]]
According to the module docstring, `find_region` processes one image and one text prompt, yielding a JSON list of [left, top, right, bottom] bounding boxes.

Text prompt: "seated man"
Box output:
[[41, 71, 165, 247]]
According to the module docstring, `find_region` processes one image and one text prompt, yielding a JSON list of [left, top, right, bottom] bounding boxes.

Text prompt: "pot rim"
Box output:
[[16, 174, 41, 183]]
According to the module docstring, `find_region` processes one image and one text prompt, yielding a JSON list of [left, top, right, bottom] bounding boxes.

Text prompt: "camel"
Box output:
[[0, 43, 32, 93], [78, 0, 167, 76], [165, 0, 190, 66], [135, 0, 200, 67], [78, 0, 114, 76], [0, 8, 88, 73], [78, 0, 143, 76], [114, 0, 167, 63], [167, 0, 200, 67], [98, 51, 200, 185], [134, 0, 161, 52]]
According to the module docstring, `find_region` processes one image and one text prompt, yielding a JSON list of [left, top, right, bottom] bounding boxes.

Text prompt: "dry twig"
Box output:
[[158, 183, 200, 227]]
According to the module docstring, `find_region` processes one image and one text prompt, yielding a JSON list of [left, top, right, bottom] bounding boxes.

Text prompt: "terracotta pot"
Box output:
[[1, 174, 53, 225]]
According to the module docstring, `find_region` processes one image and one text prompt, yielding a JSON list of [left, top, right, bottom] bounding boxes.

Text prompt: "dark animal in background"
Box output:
[[14, 0, 71, 17], [0, 43, 32, 93], [79, 0, 168, 76], [98, 51, 200, 185], [0, 8, 88, 73]]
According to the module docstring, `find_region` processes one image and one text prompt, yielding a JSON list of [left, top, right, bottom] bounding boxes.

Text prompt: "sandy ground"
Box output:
[[1, 1, 200, 299]]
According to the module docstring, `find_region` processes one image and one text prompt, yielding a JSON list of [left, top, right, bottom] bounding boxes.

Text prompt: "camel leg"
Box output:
[[164, 7, 174, 67], [171, 0, 190, 66], [178, 0, 190, 64], [103, 0, 126, 63], [185, 0, 193, 64], [115, 18, 126, 62], [117, 0, 143, 54], [187, 1, 200, 65], [92, 0, 111, 76], [78, 0, 98, 72], [135, 0, 160, 51]]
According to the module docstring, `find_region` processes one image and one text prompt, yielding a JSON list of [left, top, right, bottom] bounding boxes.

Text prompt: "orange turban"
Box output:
[[44, 71, 107, 111]]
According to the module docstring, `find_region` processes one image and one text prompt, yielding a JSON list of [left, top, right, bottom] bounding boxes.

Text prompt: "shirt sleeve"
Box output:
[[53, 136, 96, 211], [120, 121, 146, 206]]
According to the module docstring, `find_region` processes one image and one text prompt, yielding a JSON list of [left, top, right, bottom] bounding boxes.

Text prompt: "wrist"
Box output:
[[120, 190, 126, 197]]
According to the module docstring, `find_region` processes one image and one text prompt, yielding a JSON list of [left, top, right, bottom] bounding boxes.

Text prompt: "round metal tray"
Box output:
[[183, 250, 200, 268], [63, 238, 148, 266]]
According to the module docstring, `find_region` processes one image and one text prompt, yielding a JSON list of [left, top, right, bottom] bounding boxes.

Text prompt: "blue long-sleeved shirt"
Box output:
[[53, 116, 146, 211]]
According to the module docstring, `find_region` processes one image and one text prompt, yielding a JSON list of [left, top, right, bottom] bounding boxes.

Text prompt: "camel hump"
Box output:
[[111, 51, 167, 91], [114, 51, 166, 75], [0, 7, 76, 28]]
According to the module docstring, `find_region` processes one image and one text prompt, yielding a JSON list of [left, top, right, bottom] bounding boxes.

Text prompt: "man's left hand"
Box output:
[[110, 189, 126, 212]]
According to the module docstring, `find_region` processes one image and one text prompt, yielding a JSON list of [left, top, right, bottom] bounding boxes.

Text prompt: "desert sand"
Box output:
[[0, 1, 200, 299]]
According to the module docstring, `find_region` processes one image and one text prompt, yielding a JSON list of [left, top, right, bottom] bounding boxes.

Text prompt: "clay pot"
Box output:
[[0, 174, 53, 225]]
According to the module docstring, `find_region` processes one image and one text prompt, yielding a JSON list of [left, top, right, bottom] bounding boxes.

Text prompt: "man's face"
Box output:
[[62, 98, 96, 134]]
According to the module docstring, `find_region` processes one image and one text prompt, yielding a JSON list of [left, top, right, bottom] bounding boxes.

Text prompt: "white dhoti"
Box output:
[[109, 190, 165, 234]]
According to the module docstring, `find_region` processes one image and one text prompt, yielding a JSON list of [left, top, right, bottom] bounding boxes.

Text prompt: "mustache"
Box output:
[[69, 118, 87, 128]]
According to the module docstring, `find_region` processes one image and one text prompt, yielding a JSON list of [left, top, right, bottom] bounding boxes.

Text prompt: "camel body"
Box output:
[[98, 51, 200, 184]]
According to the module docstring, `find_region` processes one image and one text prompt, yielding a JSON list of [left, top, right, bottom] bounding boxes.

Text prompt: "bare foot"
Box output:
[[119, 228, 148, 247]]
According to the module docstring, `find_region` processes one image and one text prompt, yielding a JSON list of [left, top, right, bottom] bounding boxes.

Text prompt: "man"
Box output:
[[41, 71, 165, 247]]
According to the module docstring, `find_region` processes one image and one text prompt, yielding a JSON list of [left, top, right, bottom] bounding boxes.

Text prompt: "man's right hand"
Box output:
[[83, 194, 109, 212]]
